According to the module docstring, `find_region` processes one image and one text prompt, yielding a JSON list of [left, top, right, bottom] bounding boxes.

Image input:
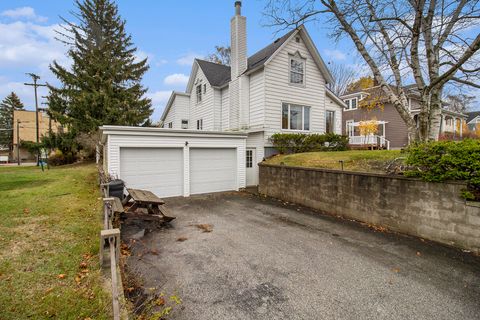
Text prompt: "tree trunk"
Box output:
[[428, 90, 443, 140]]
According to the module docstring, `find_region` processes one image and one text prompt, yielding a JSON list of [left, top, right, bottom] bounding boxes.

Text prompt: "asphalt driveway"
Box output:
[[122, 192, 480, 320]]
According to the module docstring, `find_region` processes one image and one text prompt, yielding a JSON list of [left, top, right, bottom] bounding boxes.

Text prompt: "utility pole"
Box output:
[[16, 120, 20, 166], [24, 73, 47, 165]]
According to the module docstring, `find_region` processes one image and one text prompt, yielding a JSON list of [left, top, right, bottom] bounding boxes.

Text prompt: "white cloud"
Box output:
[[164, 73, 189, 86], [1, 7, 48, 23], [176, 53, 201, 66], [324, 49, 347, 61]]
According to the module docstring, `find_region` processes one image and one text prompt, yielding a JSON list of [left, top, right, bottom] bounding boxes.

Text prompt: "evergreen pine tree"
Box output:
[[0, 92, 25, 150], [48, 0, 153, 133]]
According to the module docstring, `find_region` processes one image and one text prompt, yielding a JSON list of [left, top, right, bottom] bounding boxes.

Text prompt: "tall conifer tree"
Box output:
[[0, 92, 24, 150], [48, 0, 152, 133]]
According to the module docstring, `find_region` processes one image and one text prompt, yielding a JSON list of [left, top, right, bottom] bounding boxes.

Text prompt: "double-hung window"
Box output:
[[181, 119, 188, 129], [325, 110, 335, 133], [344, 97, 358, 110], [168, 122, 173, 128], [196, 119, 203, 130], [289, 56, 305, 85], [196, 85, 202, 103], [282, 103, 310, 131]]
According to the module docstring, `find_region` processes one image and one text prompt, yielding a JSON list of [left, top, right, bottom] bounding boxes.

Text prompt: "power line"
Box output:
[[24, 73, 47, 166]]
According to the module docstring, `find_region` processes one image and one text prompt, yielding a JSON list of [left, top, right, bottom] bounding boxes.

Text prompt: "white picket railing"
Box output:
[[349, 135, 391, 150]]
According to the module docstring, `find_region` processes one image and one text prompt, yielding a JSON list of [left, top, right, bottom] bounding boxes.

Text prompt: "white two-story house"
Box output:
[[160, 1, 345, 186]]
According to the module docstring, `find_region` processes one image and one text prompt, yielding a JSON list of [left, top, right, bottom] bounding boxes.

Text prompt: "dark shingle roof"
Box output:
[[195, 59, 231, 87], [196, 29, 297, 87], [467, 111, 480, 123], [247, 29, 296, 70]]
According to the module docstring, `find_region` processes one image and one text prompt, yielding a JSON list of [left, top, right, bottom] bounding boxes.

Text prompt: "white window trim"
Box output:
[[325, 110, 336, 134], [196, 84, 202, 104], [181, 119, 188, 129], [288, 52, 306, 87], [346, 119, 354, 137], [281, 102, 311, 131], [196, 119, 203, 130], [344, 97, 358, 111]]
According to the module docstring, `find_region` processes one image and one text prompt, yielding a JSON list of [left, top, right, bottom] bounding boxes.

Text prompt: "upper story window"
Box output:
[[282, 103, 310, 131], [344, 97, 358, 111], [203, 84, 207, 94], [168, 122, 173, 128], [196, 119, 203, 130], [181, 119, 188, 129], [196, 84, 202, 103], [289, 53, 305, 85], [325, 110, 335, 133]]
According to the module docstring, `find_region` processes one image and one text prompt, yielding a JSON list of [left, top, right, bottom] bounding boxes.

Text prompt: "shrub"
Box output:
[[405, 139, 480, 200], [270, 133, 348, 154], [48, 149, 76, 166]]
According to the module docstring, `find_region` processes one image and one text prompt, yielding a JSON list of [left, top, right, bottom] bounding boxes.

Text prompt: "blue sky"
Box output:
[[1, 1, 476, 120], [0, 0, 359, 120]]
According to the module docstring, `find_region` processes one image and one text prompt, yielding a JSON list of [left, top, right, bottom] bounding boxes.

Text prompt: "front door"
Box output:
[[246, 148, 257, 186]]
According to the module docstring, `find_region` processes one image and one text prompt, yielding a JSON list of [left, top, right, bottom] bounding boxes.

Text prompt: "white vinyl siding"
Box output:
[[162, 94, 190, 129], [248, 70, 265, 128], [263, 33, 326, 144], [190, 65, 215, 130], [221, 87, 230, 130]]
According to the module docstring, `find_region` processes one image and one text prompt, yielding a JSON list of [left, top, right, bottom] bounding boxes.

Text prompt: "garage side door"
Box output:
[[190, 148, 237, 195], [120, 148, 183, 198]]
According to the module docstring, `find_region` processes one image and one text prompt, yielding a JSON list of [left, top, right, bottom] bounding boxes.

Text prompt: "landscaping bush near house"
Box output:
[[405, 139, 480, 200], [270, 133, 348, 154]]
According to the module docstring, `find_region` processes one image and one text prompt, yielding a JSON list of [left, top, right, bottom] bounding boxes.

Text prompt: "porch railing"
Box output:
[[349, 135, 390, 150]]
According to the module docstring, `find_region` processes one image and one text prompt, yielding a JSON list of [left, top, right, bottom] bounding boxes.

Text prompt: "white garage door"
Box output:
[[120, 148, 183, 198], [190, 148, 237, 195]]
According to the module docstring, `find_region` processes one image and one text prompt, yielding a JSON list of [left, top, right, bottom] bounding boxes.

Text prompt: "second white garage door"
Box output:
[[190, 148, 237, 195]]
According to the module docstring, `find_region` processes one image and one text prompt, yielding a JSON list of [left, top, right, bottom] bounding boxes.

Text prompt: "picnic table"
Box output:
[[123, 188, 175, 223]]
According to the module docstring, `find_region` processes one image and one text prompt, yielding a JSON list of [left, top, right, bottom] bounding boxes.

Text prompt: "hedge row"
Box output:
[[405, 139, 480, 200], [270, 133, 349, 154]]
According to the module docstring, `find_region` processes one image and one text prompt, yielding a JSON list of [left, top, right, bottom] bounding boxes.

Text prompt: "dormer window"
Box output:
[[196, 84, 202, 103], [289, 53, 305, 85], [344, 97, 358, 111]]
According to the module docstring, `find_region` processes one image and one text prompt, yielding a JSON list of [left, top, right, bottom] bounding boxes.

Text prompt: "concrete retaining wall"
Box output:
[[259, 163, 480, 253]]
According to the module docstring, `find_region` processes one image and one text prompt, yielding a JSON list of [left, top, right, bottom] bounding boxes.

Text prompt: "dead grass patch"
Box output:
[[195, 224, 213, 233]]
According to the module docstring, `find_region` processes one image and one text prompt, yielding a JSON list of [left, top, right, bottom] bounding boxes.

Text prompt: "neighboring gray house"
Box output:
[[341, 85, 468, 149], [160, 1, 345, 186], [467, 111, 480, 131]]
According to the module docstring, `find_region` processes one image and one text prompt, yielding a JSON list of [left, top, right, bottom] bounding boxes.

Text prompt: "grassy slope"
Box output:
[[0, 163, 111, 319], [265, 150, 403, 173]]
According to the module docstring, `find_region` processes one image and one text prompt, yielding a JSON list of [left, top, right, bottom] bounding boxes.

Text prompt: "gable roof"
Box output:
[[247, 29, 296, 71], [195, 59, 231, 87], [467, 111, 480, 123], [194, 25, 333, 89]]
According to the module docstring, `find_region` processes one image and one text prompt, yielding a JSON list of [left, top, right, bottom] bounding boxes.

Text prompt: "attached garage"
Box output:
[[101, 126, 247, 198]]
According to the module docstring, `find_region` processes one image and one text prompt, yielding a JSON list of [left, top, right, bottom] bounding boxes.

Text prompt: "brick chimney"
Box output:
[[230, 1, 247, 79]]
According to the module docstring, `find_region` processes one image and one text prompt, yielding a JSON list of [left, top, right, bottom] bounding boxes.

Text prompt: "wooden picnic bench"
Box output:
[[123, 188, 175, 223]]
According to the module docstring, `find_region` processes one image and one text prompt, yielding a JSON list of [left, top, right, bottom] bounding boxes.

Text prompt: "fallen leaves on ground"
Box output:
[[391, 268, 400, 273], [23, 208, 30, 214], [177, 237, 188, 242], [57, 274, 66, 279], [195, 224, 213, 233]]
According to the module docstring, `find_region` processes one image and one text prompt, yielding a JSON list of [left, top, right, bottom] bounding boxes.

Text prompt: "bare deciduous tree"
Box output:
[[264, 0, 480, 142], [326, 62, 357, 96], [206, 46, 231, 66]]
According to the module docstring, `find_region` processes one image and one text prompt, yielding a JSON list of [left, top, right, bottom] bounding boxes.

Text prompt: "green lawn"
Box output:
[[265, 150, 403, 173], [0, 163, 111, 319]]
